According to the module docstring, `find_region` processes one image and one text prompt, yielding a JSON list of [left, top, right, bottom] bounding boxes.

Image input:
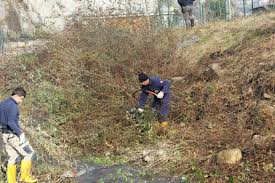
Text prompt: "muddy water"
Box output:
[[76, 163, 185, 183]]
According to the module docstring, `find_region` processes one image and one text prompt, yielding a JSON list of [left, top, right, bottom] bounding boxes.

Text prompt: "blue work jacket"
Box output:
[[0, 97, 22, 136], [138, 76, 170, 109]]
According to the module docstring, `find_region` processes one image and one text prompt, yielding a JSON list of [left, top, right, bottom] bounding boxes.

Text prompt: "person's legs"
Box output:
[[8, 134, 32, 160], [182, 6, 191, 28], [7, 163, 16, 183], [159, 93, 170, 122], [188, 6, 195, 27], [152, 97, 161, 112], [155, 94, 170, 135], [3, 134, 20, 183], [20, 158, 37, 183], [7, 134, 37, 182]]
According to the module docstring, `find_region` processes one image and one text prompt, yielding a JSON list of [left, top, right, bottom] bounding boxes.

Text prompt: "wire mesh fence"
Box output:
[[84, 0, 275, 29], [149, 0, 275, 28]]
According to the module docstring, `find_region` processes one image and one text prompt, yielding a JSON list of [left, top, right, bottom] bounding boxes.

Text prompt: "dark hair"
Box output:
[[138, 72, 149, 82], [11, 87, 26, 97]]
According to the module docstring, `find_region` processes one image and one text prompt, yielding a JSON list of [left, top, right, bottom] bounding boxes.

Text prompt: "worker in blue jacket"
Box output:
[[0, 87, 37, 183], [137, 72, 170, 131]]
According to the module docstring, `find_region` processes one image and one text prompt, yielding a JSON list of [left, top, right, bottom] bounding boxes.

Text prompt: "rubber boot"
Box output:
[[190, 19, 195, 27], [20, 160, 37, 183], [7, 164, 17, 183]]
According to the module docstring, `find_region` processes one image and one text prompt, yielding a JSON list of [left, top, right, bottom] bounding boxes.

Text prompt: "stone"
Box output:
[[144, 155, 154, 162], [210, 63, 222, 75], [263, 93, 272, 99], [201, 67, 218, 81], [142, 149, 168, 163], [171, 77, 184, 82], [217, 148, 242, 165], [258, 101, 274, 120], [143, 150, 154, 163], [252, 135, 266, 146], [247, 87, 253, 96], [263, 163, 273, 172]]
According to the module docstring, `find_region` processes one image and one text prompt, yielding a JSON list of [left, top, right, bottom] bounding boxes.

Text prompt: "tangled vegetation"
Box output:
[[0, 12, 274, 182]]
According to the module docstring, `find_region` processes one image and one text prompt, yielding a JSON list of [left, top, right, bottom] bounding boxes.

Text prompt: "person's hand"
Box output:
[[19, 133, 26, 144], [157, 91, 164, 99], [138, 108, 144, 113]]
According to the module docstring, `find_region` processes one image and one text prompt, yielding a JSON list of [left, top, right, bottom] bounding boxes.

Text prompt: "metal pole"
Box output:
[[225, 0, 232, 20], [167, 0, 170, 27], [243, 0, 246, 16], [219, 0, 222, 18], [199, 0, 204, 22]]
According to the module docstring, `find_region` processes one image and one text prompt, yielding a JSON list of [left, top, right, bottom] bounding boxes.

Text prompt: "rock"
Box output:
[[143, 150, 154, 163], [258, 101, 274, 120], [171, 77, 184, 82], [105, 151, 111, 156], [217, 148, 242, 165], [207, 123, 214, 129], [263, 163, 273, 172], [263, 93, 272, 99], [142, 149, 168, 163], [247, 87, 253, 96], [144, 155, 154, 162], [251, 6, 268, 14], [252, 135, 266, 146], [210, 63, 222, 75], [201, 66, 218, 81]]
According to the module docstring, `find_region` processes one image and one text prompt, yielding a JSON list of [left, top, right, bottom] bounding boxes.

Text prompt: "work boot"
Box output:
[[20, 160, 37, 183], [7, 164, 17, 183], [190, 19, 195, 27], [152, 108, 157, 113]]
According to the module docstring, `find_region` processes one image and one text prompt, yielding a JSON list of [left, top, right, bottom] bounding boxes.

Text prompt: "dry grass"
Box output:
[[0, 12, 274, 182]]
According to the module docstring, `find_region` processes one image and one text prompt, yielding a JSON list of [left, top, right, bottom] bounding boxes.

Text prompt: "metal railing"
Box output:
[[87, 0, 275, 29]]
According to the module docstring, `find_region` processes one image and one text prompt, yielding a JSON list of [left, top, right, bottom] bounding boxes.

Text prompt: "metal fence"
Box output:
[[152, 0, 275, 28], [89, 0, 274, 30]]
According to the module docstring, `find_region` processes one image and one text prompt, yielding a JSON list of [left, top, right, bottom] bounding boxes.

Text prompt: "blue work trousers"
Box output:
[[152, 93, 170, 122]]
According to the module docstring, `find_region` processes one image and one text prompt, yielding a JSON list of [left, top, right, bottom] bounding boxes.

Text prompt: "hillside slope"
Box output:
[[0, 12, 274, 182]]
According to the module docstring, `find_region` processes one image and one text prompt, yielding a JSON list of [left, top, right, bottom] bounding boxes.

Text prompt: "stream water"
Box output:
[[74, 162, 186, 183]]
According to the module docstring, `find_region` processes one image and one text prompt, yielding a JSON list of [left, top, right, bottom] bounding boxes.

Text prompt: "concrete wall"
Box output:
[[0, 0, 272, 33], [0, 0, 81, 32]]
